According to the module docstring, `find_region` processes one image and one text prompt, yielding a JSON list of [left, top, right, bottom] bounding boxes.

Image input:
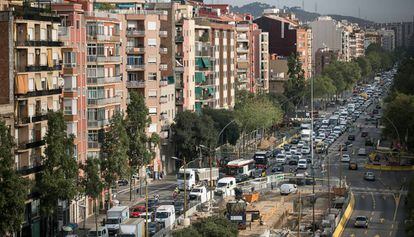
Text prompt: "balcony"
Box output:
[[160, 64, 168, 71], [126, 29, 145, 37], [88, 119, 110, 128], [126, 80, 145, 88], [17, 162, 44, 176], [87, 55, 121, 63], [87, 76, 122, 85], [160, 48, 168, 54], [126, 46, 145, 54], [237, 47, 248, 53], [18, 139, 46, 151], [87, 34, 120, 42], [126, 64, 145, 71], [159, 96, 168, 104], [14, 6, 60, 23], [237, 36, 249, 42], [16, 113, 48, 125], [175, 35, 184, 43], [159, 31, 168, 37], [159, 80, 168, 87], [16, 40, 63, 47], [88, 96, 122, 106], [24, 64, 62, 72], [16, 88, 62, 98]]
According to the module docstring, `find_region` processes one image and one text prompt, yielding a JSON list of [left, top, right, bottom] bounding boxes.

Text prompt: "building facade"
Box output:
[[309, 16, 343, 61], [314, 47, 339, 75]]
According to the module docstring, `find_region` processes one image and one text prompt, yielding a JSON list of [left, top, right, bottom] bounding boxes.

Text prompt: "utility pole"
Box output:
[[328, 150, 331, 215], [311, 62, 315, 236], [298, 191, 301, 237], [183, 157, 187, 218], [145, 177, 149, 237], [340, 144, 343, 188], [209, 153, 213, 210]]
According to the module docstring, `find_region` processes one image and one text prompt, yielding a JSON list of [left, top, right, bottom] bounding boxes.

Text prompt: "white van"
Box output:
[[155, 205, 175, 229], [88, 227, 109, 237], [215, 177, 237, 197], [280, 184, 298, 195]]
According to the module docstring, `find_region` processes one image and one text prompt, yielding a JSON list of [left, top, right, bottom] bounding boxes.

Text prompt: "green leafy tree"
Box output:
[[81, 158, 104, 235], [0, 121, 29, 236], [312, 75, 336, 99], [37, 111, 78, 236], [173, 216, 238, 237], [285, 52, 306, 107], [355, 56, 372, 78], [172, 111, 217, 163], [100, 112, 129, 197], [202, 108, 240, 145], [382, 93, 414, 151], [267, 93, 295, 116], [392, 58, 414, 95], [323, 61, 347, 95]]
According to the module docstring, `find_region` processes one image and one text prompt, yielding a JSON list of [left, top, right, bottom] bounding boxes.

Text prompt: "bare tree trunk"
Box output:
[[94, 198, 98, 237]]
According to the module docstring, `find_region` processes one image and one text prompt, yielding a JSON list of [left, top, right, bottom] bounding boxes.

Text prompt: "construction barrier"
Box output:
[[332, 192, 355, 237], [364, 164, 414, 171]]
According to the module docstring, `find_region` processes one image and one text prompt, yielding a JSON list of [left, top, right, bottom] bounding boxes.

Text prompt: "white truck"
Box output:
[[105, 206, 129, 236], [300, 129, 312, 142], [215, 177, 237, 197], [189, 185, 213, 203], [119, 218, 144, 237], [177, 167, 219, 190]]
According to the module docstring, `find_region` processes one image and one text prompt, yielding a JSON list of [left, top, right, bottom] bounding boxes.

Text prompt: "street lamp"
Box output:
[[199, 145, 214, 210]]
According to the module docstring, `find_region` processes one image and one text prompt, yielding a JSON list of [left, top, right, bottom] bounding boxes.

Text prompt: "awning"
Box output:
[[15, 75, 28, 94], [47, 76, 53, 90], [195, 72, 206, 83], [195, 102, 202, 111], [207, 87, 214, 95], [196, 57, 204, 68], [34, 77, 42, 90], [168, 76, 174, 84], [202, 57, 211, 68], [195, 86, 203, 95]]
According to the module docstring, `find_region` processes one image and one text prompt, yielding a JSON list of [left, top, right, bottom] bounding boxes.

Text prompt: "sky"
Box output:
[[219, 0, 414, 23]]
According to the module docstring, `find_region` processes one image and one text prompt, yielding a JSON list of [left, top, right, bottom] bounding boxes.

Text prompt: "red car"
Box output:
[[130, 205, 146, 218]]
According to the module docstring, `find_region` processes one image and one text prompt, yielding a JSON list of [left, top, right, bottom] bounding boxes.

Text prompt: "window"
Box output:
[[64, 76, 77, 91], [28, 28, 34, 40], [149, 107, 157, 115], [28, 53, 34, 65], [66, 122, 77, 137], [148, 73, 157, 81], [40, 28, 47, 40], [148, 57, 157, 64], [28, 78, 34, 91], [149, 123, 157, 133], [148, 21, 157, 30], [40, 53, 47, 66], [63, 52, 76, 67], [148, 38, 157, 46], [127, 55, 143, 65], [64, 99, 77, 115], [148, 90, 157, 97]]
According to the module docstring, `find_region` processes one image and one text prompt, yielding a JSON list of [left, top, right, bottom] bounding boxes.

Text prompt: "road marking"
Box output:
[[364, 229, 368, 234], [380, 218, 385, 223], [371, 192, 376, 209], [389, 231, 393, 236], [391, 224, 394, 229], [350, 234, 355, 237], [370, 216, 373, 221], [374, 235, 380, 237]]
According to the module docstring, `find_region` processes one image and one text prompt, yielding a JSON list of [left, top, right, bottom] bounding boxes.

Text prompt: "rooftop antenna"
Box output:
[[314, 2, 318, 13], [358, 7, 361, 18], [302, 0, 304, 10]]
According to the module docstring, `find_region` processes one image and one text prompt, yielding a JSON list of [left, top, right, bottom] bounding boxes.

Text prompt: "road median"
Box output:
[[364, 163, 414, 171], [332, 192, 355, 237]]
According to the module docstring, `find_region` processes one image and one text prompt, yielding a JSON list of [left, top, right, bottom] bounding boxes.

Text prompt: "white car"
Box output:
[[341, 154, 351, 162], [285, 151, 293, 160], [276, 154, 287, 164], [301, 146, 311, 154], [280, 184, 298, 195], [297, 141, 305, 148], [297, 159, 308, 169]]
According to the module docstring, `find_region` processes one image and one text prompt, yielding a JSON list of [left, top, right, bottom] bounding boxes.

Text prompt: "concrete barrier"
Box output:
[[364, 164, 414, 171], [332, 192, 355, 237]]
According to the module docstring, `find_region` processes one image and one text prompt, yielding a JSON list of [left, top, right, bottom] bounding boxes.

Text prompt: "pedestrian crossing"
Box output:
[[350, 187, 407, 195]]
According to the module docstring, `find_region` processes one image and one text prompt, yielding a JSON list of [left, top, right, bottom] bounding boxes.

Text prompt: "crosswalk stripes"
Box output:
[[351, 187, 407, 195]]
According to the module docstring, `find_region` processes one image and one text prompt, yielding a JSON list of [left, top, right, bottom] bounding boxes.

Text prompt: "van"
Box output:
[[155, 205, 175, 229], [280, 184, 298, 195], [215, 177, 237, 197], [88, 227, 109, 237], [105, 206, 129, 235]]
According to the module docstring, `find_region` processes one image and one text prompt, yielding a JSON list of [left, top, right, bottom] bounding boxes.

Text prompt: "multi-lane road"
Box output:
[[322, 101, 412, 237]]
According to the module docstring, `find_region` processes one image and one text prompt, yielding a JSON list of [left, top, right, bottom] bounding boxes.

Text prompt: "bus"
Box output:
[[226, 159, 256, 177], [253, 151, 273, 169]]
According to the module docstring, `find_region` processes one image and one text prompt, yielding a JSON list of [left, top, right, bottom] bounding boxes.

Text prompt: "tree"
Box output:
[[37, 111, 78, 236], [172, 111, 217, 164], [125, 91, 154, 198], [0, 121, 29, 236], [173, 216, 238, 237], [267, 93, 295, 116], [202, 108, 240, 145], [392, 58, 414, 95], [285, 52, 306, 107], [100, 112, 129, 197], [323, 61, 347, 95], [355, 57, 372, 78], [81, 158, 104, 235], [382, 93, 414, 151], [367, 51, 382, 72], [312, 75, 336, 99]]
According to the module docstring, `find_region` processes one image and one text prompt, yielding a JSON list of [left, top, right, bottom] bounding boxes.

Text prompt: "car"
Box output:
[[272, 164, 284, 173], [130, 205, 146, 218], [290, 138, 300, 144], [173, 201, 185, 215], [297, 159, 308, 169], [297, 141, 305, 148], [117, 179, 129, 186], [358, 148, 367, 156], [341, 154, 351, 162], [338, 144, 348, 151], [148, 222, 161, 236], [348, 135, 355, 141], [348, 161, 358, 170], [364, 172, 375, 181], [285, 151, 293, 160], [280, 183, 298, 195], [283, 144, 291, 151], [354, 216, 369, 228], [235, 173, 249, 183], [301, 146, 311, 154], [361, 131, 368, 137], [288, 158, 298, 165], [272, 148, 283, 157], [276, 154, 287, 164]]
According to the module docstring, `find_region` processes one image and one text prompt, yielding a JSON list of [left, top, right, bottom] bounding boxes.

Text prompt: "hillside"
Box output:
[[230, 2, 374, 26]]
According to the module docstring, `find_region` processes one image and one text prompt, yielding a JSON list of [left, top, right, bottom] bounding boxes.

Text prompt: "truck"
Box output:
[[105, 206, 129, 236], [119, 218, 144, 237], [300, 129, 312, 142], [189, 185, 213, 203], [177, 167, 219, 190], [215, 177, 237, 197], [226, 200, 247, 229]]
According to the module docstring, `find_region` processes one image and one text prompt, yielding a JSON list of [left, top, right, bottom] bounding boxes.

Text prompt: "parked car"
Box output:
[[297, 159, 308, 169], [280, 184, 298, 195], [348, 135, 355, 141], [364, 172, 375, 181], [358, 148, 367, 156], [341, 154, 351, 162], [235, 173, 249, 183], [272, 164, 284, 173], [361, 131, 368, 137], [348, 161, 358, 170], [130, 205, 146, 218], [354, 216, 369, 228], [117, 179, 129, 186]]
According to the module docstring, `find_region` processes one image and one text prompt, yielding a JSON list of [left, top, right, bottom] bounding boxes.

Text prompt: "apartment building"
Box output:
[[309, 16, 343, 61], [0, 4, 63, 236], [296, 27, 312, 78], [364, 28, 381, 49], [253, 30, 269, 93], [51, 1, 90, 224], [314, 47, 340, 75], [349, 28, 365, 59], [378, 29, 396, 51], [235, 15, 255, 91], [375, 21, 414, 49]]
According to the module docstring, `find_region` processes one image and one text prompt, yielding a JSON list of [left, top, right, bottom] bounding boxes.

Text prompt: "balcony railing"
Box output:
[[17, 162, 44, 176], [126, 29, 145, 37], [159, 96, 168, 104], [237, 47, 248, 53], [16, 114, 48, 125], [24, 64, 62, 72], [16, 40, 63, 47], [160, 64, 168, 71], [160, 48, 168, 54], [87, 55, 121, 63], [88, 96, 122, 106], [88, 119, 110, 128], [175, 35, 184, 43], [159, 31, 168, 37], [126, 64, 145, 70], [18, 139, 46, 150], [87, 76, 122, 85], [16, 88, 62, 98], [126, 80, 145, 88]]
